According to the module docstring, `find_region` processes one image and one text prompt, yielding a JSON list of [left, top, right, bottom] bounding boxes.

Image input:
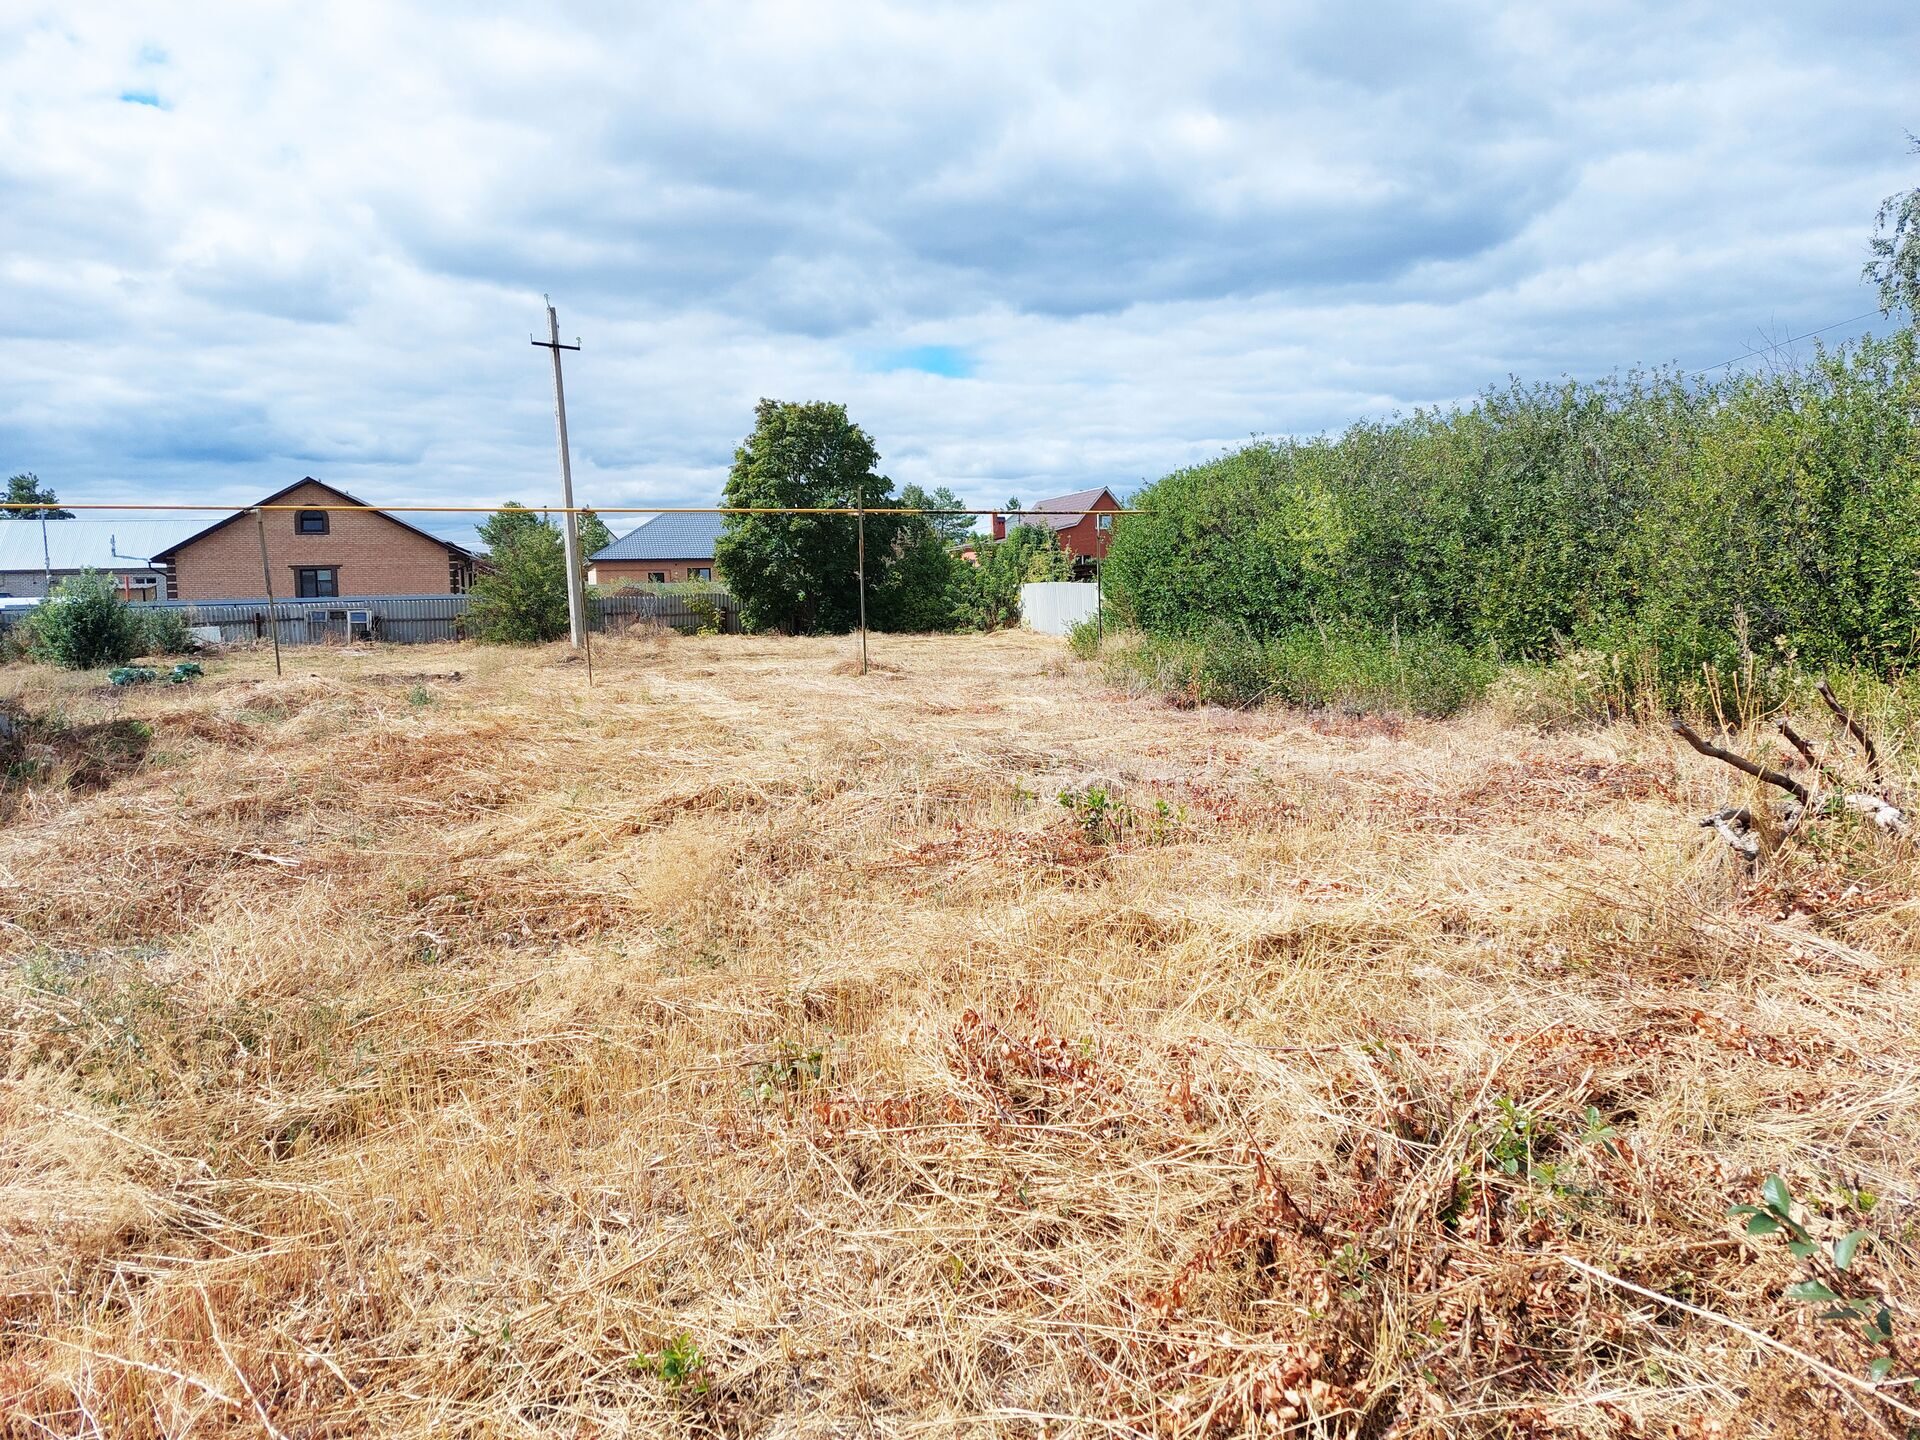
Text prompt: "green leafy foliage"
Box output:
[[953, 524, 1072, 631], [4, 473, 72, 519], [1731, 1174, 1897, 1375], [576, 509, 614, 562], [19, 570, 142, 669], [750, 1039, 826, 1101], [898, 482, 976, 545], [631, 1332, 707, 1393], [476, 503, 548, 554], [1865, 133, 1920, 317], [716, 400, 960, 634], [468, 519, 570, 645], [1102, 620, 1496, 716], [1104, 333, 1920, 701], [1056, 784, 1182, 845], [132, 606, 198, 656]]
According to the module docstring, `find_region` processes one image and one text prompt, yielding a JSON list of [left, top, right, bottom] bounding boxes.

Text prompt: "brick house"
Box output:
[[152, 478, 476, 601], [588, 512, 725, 587], [990, 487, 1122, 576]]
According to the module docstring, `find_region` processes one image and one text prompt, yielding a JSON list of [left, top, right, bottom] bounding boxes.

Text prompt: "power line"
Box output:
[[1707, 310, 1882, 371]]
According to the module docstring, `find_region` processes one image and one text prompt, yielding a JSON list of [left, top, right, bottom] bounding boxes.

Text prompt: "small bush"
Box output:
[[19, 571, 141, 670], [1066, 619, 1102, 659], [132, 607, 198, 656]]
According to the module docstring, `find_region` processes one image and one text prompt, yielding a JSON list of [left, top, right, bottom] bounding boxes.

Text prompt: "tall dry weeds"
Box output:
[[2, 632, 1917, 1437]]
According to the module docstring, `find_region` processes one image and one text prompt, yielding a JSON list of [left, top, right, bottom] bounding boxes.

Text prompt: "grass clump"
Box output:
[[1102, 620, 1496, 716]]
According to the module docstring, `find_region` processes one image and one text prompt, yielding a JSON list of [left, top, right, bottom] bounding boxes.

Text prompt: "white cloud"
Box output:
[[0, 0, 1912, 530]]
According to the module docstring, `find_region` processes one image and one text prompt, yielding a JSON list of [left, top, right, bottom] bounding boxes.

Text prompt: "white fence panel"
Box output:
[[1019, 582, 1100, 637]]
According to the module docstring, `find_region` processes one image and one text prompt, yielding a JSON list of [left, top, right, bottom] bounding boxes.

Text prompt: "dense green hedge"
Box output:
[[1104, 332, 1920, 691]]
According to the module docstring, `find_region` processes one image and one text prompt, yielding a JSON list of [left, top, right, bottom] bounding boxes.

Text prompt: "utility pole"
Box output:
[[531, 297, 587, 649]]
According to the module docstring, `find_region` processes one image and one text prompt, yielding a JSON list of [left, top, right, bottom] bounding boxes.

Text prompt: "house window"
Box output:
[[646, 571, 667, 584], [1096, 513, 1114, 531], [686, 566, 712, 582], [296, 509, 329, 535], [294, 567, 339, 598]]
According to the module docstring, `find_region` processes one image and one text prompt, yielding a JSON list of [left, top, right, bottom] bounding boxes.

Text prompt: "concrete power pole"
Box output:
[[532, 297, 588, 648]]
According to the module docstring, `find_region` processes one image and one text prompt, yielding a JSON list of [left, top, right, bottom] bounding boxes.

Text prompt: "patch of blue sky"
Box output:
[[862, 344, 975, 379]]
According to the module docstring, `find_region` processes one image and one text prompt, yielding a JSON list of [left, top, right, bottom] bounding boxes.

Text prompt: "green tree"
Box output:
[[716, 400, 909, 634], [467, 518, 569, 643], [19, 570, 140, 668], [476, 502, 548, 554], [578, 509, 615, 560], [955, 523, 1072, 630], [1866, 133, 1920, 317], [874, 521, 967, 631], [5, 473, 72, 519], [898, 483, 975, 545]]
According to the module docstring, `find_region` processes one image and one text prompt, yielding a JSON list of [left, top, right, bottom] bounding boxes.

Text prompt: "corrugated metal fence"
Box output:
[[1, 590, 738, 646]]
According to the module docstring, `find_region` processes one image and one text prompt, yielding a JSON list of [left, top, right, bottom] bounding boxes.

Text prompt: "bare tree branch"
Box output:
[[1817, 679, 1882, 780], [1778, 720, 1818, 769], [1672, 721, 1810, 803]]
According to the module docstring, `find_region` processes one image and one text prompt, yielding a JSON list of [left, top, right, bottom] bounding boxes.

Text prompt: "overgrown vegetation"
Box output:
[[1104, 331, 1920, 713], [13, 570, 199, 670], [1103, 619, 1498, 716], [468, 518, 572, 644], [716, 399, 961, 635], [716, 400, 1089, 636]]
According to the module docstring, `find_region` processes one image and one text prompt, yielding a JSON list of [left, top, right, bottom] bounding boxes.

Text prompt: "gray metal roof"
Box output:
[[0, 519, 202, 572], [593, 511, 726, 561], [1007, 487, 1117, 532]]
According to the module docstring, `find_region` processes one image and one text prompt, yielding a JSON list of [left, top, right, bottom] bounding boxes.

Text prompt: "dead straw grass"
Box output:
[[3, 630, 1918, 1437]]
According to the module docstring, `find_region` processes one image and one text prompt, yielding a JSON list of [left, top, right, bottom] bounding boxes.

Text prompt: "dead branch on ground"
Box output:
[[1675, 681, 1907, 861]]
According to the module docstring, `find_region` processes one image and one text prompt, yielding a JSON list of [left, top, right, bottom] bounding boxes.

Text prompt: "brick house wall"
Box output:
[[1050, 492, 1121, 563], [162, 481, 467, 600], [990, 490, 1121, 563], [591, 558, 717, 586]]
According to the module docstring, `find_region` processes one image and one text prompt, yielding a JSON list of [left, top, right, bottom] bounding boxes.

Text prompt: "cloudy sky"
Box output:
[[1, 2, 1913, 539]]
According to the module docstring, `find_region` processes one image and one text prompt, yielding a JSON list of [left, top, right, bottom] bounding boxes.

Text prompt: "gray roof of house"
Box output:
[[1007, 487, 1117, 532], [593, 511, 726, 561], [0, 519, 203, 573]]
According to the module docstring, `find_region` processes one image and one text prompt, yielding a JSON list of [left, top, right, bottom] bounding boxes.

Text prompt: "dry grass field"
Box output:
[[3, 630, 1919, 1437]]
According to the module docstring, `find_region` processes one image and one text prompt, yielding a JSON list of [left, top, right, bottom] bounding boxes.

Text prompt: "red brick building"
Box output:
[[990, 487, 1122, 575], [152, 479, 476, 601]]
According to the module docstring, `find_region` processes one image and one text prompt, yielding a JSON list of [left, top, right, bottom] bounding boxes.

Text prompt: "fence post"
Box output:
[[856, 501, 868, 676]]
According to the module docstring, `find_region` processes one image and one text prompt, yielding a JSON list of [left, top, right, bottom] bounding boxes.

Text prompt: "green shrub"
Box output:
[[132, 606, 198, 656], [1066, 618, 1102, 659], [19, 571, 142, 670], [469, 522, 570, 644], [1104, 331, 1920, 701]]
